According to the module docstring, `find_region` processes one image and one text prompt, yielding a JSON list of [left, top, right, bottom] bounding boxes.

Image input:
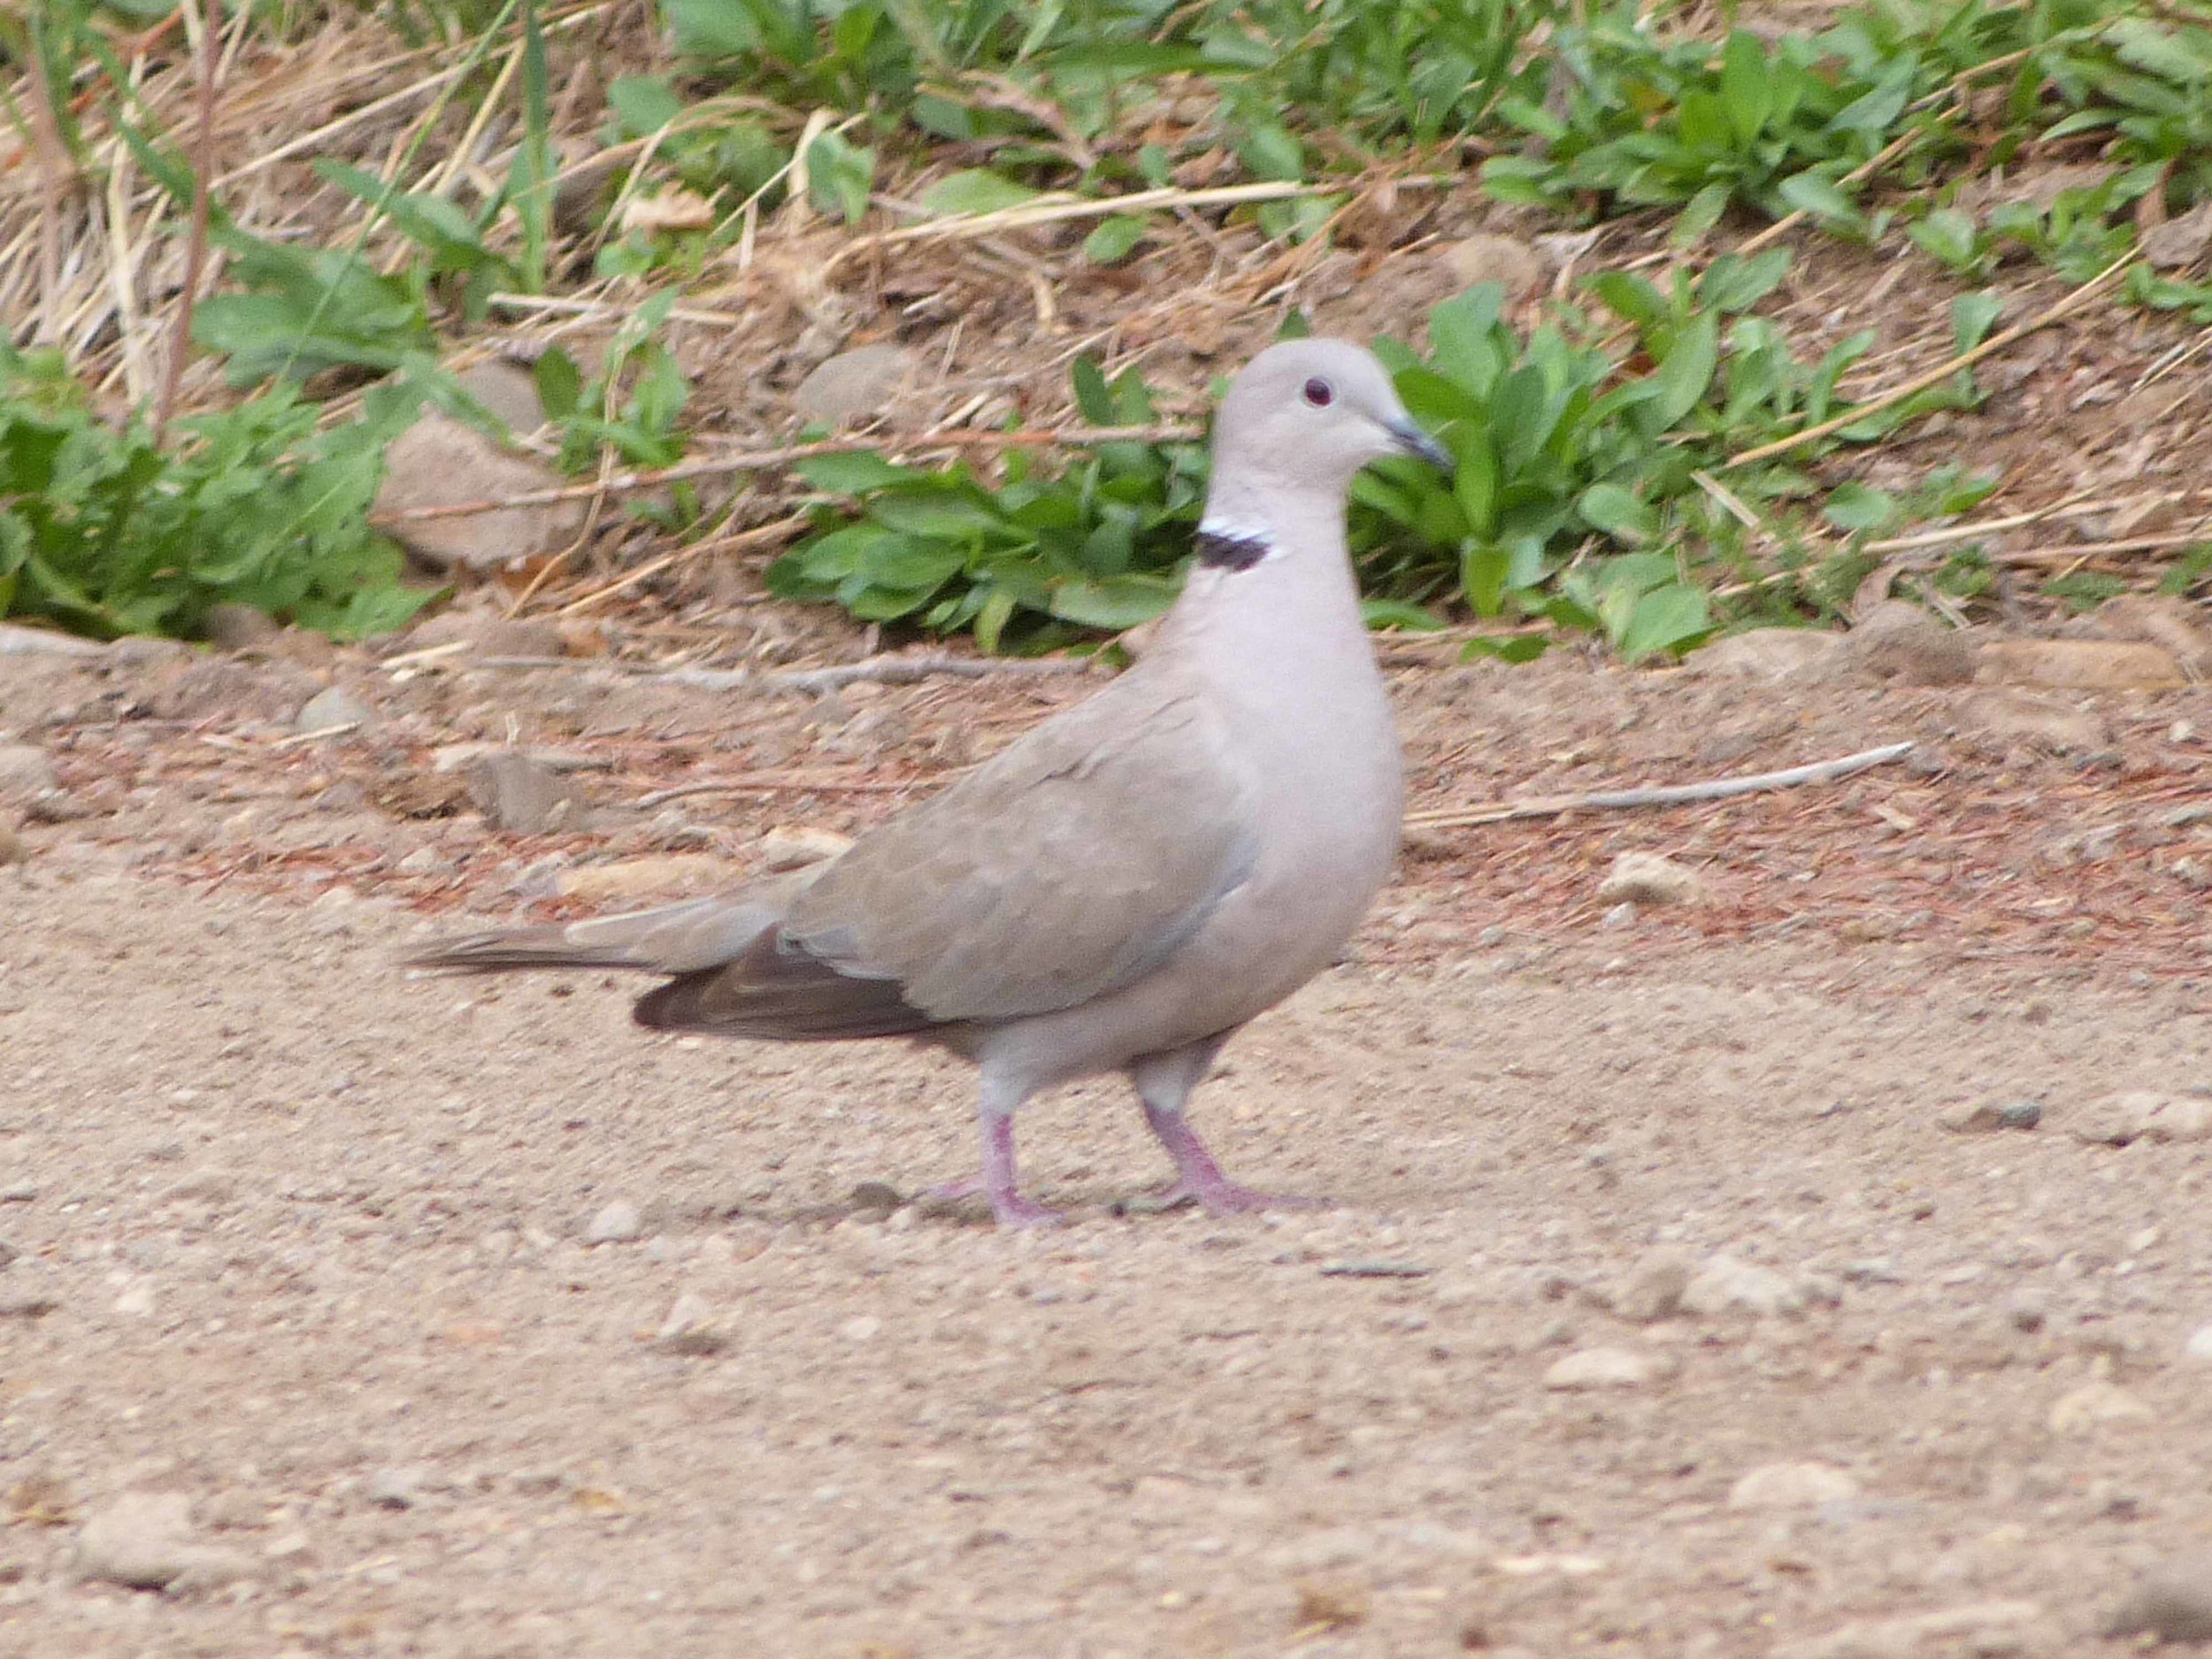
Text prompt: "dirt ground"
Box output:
[[4, 630, 2211, 1659]]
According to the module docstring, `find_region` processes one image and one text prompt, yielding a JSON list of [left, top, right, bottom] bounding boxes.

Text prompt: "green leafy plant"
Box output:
[[766, 263, 1990, 661], [0, 349, 438, 641]]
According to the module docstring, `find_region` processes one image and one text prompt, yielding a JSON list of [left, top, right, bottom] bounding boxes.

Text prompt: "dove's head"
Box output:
[[1210, 338, 1451, 495]]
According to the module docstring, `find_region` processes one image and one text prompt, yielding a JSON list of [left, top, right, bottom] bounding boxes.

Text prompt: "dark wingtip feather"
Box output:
[[403, 929, 637, 974]]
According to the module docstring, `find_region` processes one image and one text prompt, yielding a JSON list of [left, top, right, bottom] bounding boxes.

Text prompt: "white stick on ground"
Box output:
[[1405, 741, 1917, 831]]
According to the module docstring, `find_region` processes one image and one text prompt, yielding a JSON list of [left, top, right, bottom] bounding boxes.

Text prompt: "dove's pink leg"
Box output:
[[929, 1091, 1062, 1226], [1133, 1038, 1318, 1215]]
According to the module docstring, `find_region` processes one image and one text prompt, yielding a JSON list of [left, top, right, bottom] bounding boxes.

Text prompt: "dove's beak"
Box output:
[[1386, 417, 1454, 473]]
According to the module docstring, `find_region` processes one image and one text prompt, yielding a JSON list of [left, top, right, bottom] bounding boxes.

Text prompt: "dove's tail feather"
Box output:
[[405, 876, 814, 979]]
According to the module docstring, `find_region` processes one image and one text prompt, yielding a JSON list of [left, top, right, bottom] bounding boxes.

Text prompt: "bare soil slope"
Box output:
[[4, 641, 2211, 1658]]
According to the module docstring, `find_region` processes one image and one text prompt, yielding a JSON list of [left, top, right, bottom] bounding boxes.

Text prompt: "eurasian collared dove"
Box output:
[[411, 338, 1450, 1225]]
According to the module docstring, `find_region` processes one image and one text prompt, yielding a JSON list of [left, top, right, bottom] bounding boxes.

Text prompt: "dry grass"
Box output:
[[5, 4, 2212, 635]]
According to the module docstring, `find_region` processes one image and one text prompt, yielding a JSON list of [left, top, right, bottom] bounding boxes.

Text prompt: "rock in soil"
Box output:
[[757, 825, 855, 871], [75, 1493, 251, 1591], [656, 1292, 730, 1356], [585, 1199, 643, 1245], [1542, 1347, 1665, 1390], [1682, 1255, 1804, 1318], [296, 686, 377, 735], [2109, 1555, 2212, 1642], [1727, 1462, 1860, 1510], [1843, 603, 1976, 687], [1685, 627, 1845, 683], [0, 818, 25, 864], [1596, 851, 1708, 908], [2047, 1380, 2153, 1434], [2067, 1090, 2212, 1147], [1937, 1098, 2041, 1133], [0, 743, 57, 802], [1609, 1251, 1692, 1323], [1978, 638, 2186, 690], [1441, 233, 1546, 297], [202, 603, 285, 653], [467, 751, 589, 835], [375, 413, 588, 572], [793, 345, 918, 427]]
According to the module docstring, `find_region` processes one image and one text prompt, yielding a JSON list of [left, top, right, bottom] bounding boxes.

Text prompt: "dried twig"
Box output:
[[550, 512, 814, 618], [661, 652, 1099, 696], [366, 424, 1202, 526], [22, 14, 70, 347], [1727, 255, 2136, 467], [819, 175, 1449, 276], [152, 0, 221, 444], [635, 772, 921, 807], [406, 647, 1099, 695], [1406, 741, 1917, 831]]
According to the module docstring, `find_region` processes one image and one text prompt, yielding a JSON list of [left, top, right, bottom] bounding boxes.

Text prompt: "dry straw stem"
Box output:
[[151, 0, 222, 444], [1731, 47, 2037, 261], [550, 511, 815, 617], [365, 423, 1203, 526], [1727, 253, 2137, 467], [818, 175, 1451, 277], [1405, 741, 1917, 831], [634, 772, 922, 806]]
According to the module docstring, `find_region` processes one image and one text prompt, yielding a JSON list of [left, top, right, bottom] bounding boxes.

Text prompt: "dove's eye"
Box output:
[[1302, 378, 1334, 407]]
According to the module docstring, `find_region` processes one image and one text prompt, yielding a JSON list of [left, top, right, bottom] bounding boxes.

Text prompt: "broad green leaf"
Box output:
[[664, 0, 761, 56], [1578, 481, 1655, 543], [1071, 357, 1115, 426], [531, 349, 582, 422], [608, 76, 684, 137], [1777, 170, 1864, 231], [1615, 583, 1711, 662], [1361, 598, 1448, 632], [1048, 575, 1176, 630], [1460, 541, 1511, 616], [918, 169, 1041, 219], [795, 451, 918, 494], [1648, 310, 1718, 428], [1083, 216, 1148, 264], [1460, 633, 1549, 664], [1951, 291, 2004, 353], [1823, 481, 1901, 534], [1454, 438, 1500, 538], [1719, 32, 1774, 145]]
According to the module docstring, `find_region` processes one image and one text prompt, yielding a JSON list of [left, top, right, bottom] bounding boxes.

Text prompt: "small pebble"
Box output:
[[74, 1492, 251, 1591], [365, 1468, 427, 1510], [849, 1181, 902, 1217], [0, 743, 57, 800], [2185, 1323, 2212, 1362], [1596, 851, 1708, 908], [1542, 1347, 1664, 1390], [1682, 1254, 1804, 1319], [1609, 1251, 1690, 1323], [295, 686, 376, 736], [656, 1292, 729, 1356], [2049, 1380, 2154, 1434], [1938, 1099, 2040, 1133], [585, 1199, 643, 1245], [1728, 1462, 1861, 1511]]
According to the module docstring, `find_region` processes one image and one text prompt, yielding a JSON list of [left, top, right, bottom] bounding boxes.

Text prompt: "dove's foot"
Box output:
[[1138, 1102, 1317, 1216], [926, 1110, 1064, 1227], [1125, 1173, 1322, 1216], [919, 1175, 1065, 1227]]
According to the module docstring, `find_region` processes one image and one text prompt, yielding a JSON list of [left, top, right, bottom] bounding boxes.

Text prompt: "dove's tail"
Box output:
[[405, 873, 814, 979]]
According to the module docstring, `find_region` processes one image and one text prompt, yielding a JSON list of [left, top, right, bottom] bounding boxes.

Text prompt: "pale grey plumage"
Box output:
[[411, 338, 1448, 1225]]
